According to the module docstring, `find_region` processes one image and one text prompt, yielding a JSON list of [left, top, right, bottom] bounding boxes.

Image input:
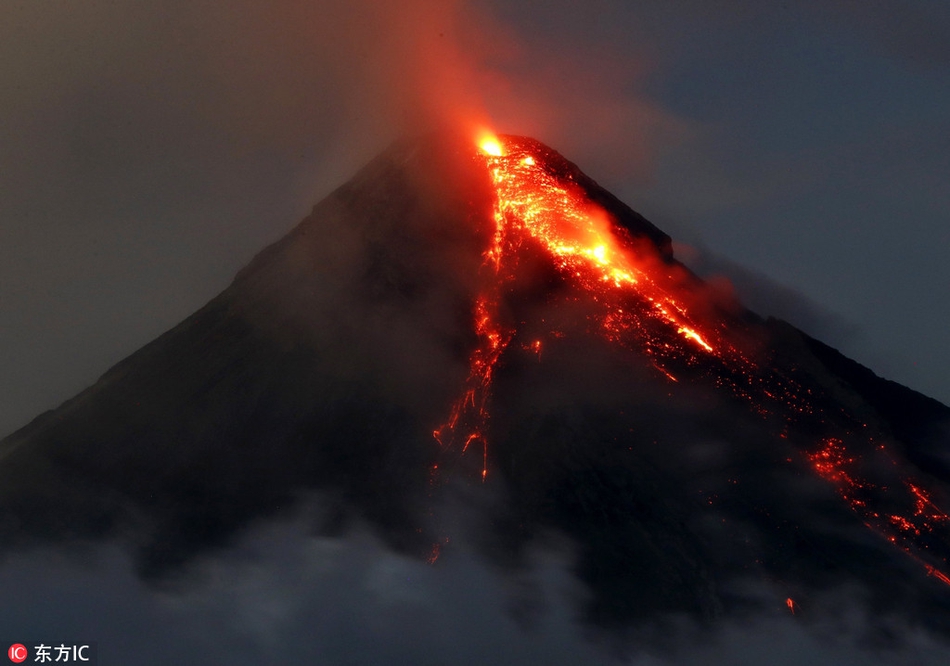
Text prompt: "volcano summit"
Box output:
[[1, 132, 949, 652]]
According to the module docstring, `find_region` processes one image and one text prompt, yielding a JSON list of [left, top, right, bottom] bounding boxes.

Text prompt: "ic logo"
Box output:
[[7, 644, 27, 664]]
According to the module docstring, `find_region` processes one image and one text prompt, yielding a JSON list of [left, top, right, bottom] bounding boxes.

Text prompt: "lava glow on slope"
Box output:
[[435, 133, 722, 476], [433, 132, 950, 588], [809, 437, 950, 580]]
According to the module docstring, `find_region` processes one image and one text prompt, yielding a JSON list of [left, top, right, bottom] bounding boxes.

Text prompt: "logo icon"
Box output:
[[7, 644, 27, 663]]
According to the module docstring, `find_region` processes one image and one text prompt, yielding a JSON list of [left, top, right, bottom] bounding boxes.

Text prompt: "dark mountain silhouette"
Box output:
[[1, 132, 948, 641]]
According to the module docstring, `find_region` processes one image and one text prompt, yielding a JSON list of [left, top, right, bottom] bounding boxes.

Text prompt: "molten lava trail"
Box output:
[[433, 133, 950, 588], [434, 135, 726, 478]]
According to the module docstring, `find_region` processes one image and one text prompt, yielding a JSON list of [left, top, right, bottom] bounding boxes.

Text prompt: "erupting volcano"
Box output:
[[2, 130, 949, 641]]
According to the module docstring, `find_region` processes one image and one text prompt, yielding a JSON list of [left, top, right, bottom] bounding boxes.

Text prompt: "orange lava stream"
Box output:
[[432, 293, 510, 481], [433, 133, 950, 588], [434, 134, 723, 479], [485, 143, 716, 355]]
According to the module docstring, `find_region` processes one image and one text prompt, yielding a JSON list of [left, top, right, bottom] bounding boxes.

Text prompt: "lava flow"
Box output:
[[433, 132, 950, 588], [809, 437, 950, 581], [434, 133, 725, 479]]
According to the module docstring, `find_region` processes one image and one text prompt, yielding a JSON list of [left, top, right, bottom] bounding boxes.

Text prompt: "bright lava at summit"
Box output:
[[433, 132, 950, 589], [435, 133, 722, 478]]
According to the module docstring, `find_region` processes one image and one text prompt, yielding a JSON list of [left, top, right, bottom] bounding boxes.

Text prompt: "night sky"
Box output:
[[2, 0, 948, 437]]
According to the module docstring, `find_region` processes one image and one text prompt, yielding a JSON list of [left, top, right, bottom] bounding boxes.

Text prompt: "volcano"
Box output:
[[2, 132, 949, 644]]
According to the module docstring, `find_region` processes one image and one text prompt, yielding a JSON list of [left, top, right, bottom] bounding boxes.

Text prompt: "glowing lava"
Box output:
[[808, 437, 950, 584], [434, 133, 722, 479], [484, 138, 715, 356], [479, 136, 504, 157], [433, 132, 950, 589]]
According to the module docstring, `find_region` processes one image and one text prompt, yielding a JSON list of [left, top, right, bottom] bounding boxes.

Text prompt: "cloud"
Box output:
[[1, 515, 948, 665]]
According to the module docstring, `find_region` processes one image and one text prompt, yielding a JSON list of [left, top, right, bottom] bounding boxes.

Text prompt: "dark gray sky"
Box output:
[[2, 0, 948, 439]]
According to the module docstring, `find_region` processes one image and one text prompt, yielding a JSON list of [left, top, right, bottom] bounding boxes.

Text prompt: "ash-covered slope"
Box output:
[[1, 132, 949, 638]]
